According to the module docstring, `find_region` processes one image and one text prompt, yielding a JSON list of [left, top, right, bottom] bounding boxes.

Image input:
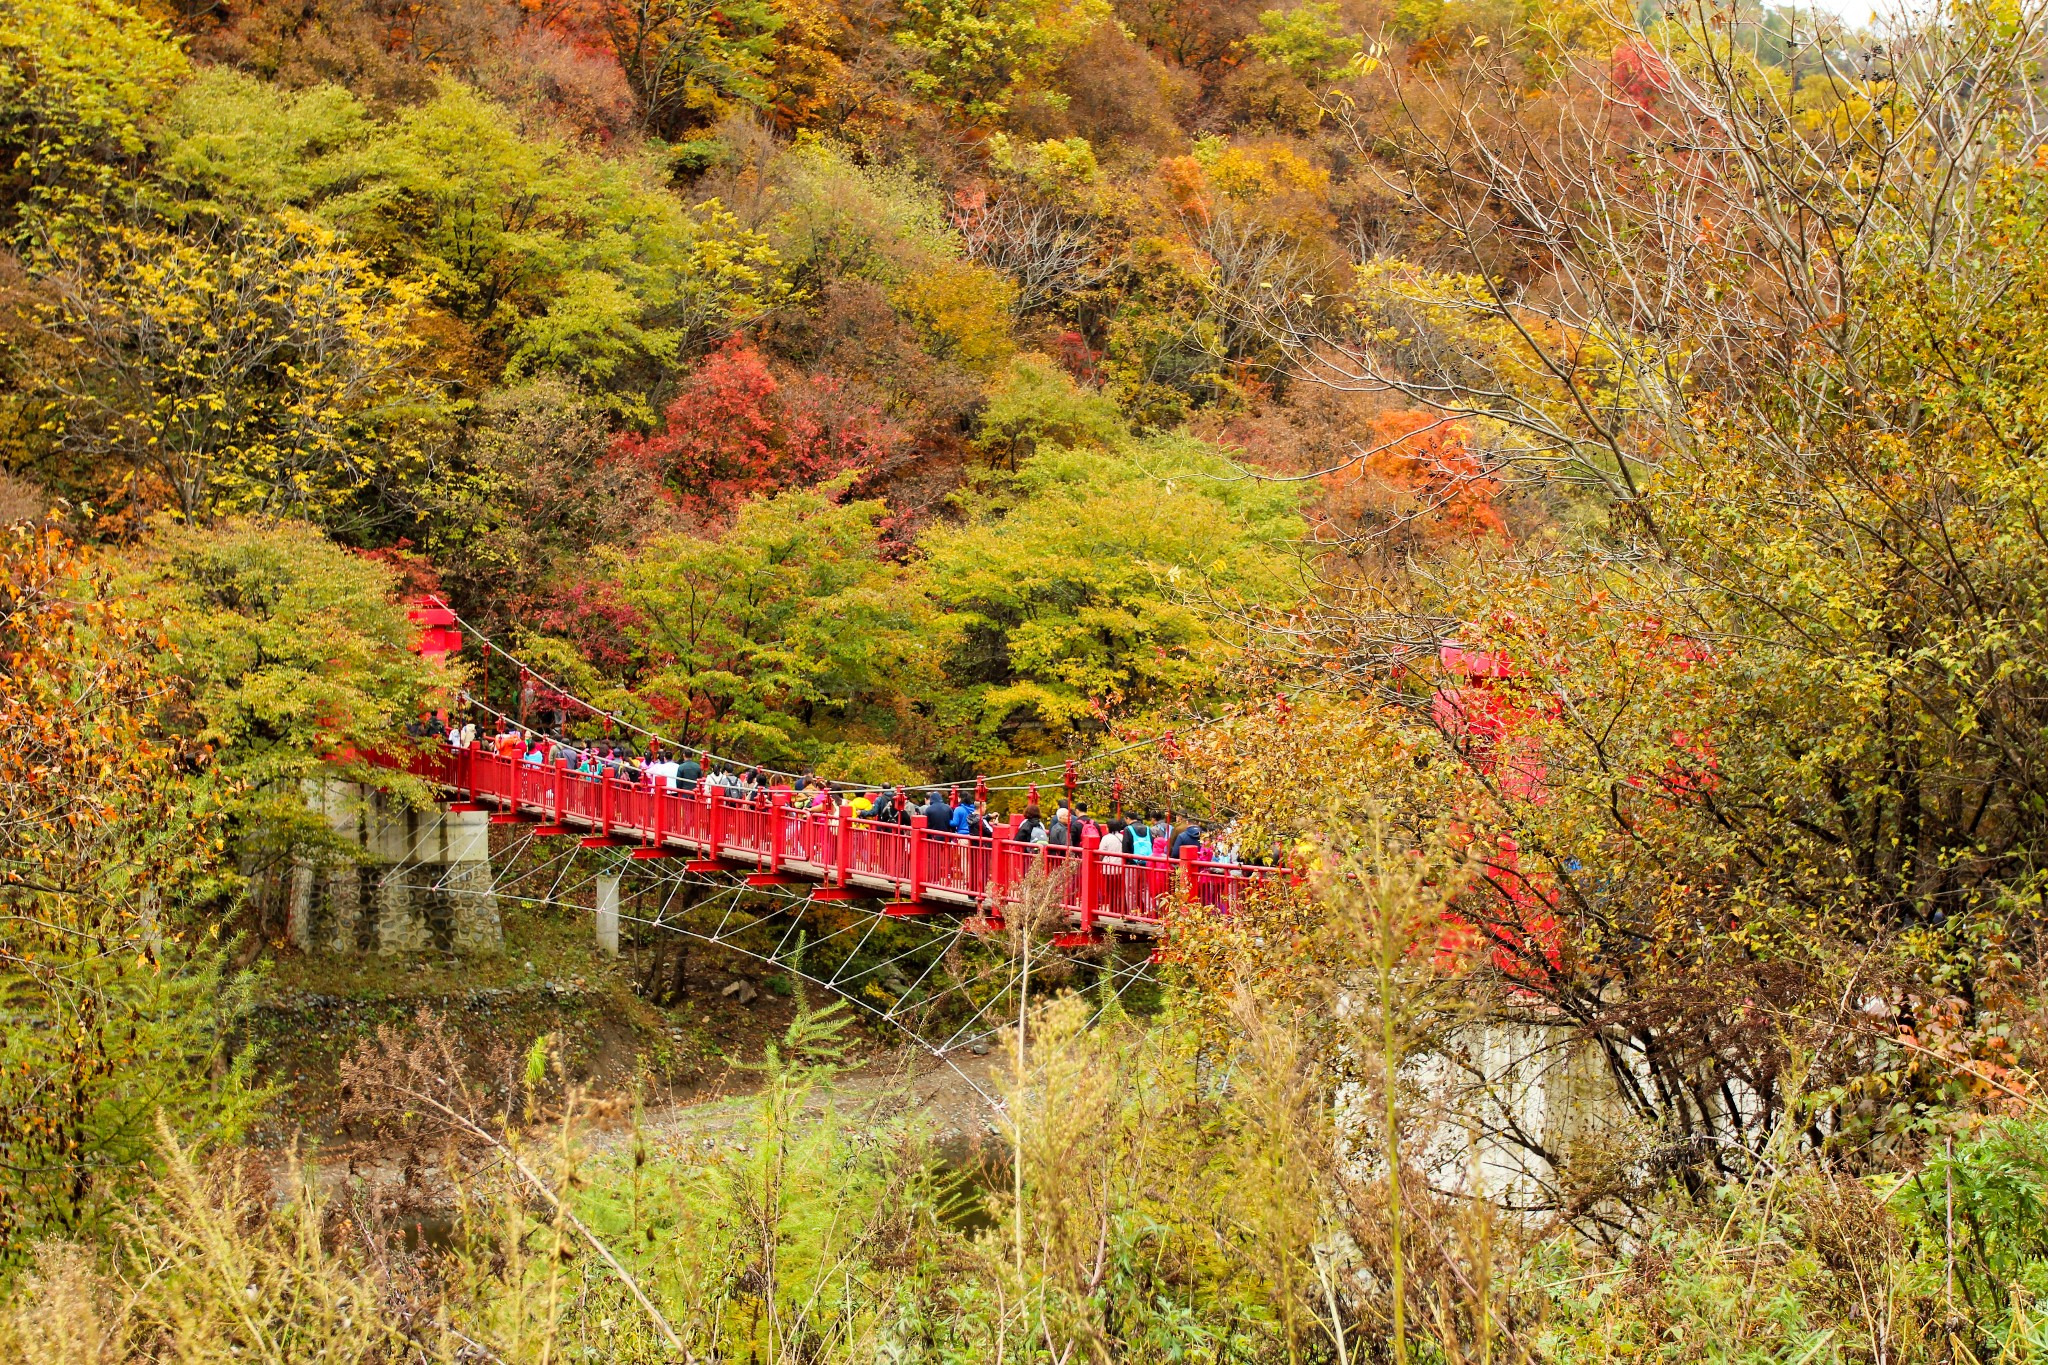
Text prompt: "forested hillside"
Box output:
[[6, 0, 2048, 1357]]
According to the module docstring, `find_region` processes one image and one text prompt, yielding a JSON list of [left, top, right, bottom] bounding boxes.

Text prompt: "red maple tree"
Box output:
[[614, 340, 901, 518], [1323, 409, 1507, 539]]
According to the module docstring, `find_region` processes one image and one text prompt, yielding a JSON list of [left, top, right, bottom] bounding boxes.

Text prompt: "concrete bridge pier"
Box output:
[[289, 781, 502, 955], [595, 873, 621, 958]]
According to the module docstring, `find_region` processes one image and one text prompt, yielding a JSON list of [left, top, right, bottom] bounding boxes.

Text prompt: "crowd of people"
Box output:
[[407, 711, 1289, 896]]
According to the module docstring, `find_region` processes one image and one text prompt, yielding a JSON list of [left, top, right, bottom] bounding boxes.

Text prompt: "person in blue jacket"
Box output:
[[951, 798, 989, 837]]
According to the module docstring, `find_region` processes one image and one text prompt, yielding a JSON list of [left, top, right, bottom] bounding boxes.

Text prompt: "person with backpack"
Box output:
[[1099, 817, 1128, 907], [1141, 814, 1174, 899], [951, 797, 987, 838], [1126, 817, 1155, 907]]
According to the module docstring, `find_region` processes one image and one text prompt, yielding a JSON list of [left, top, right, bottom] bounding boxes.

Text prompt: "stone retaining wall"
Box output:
[[288, 781, 501, 954]]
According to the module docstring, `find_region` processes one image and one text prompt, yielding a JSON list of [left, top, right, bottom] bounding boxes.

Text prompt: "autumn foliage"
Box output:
[[1611, 40, 1674, 123], [10, 0, 2048, 1355], [612, 339, 899, 519], [1320, 409, 1505, 539]]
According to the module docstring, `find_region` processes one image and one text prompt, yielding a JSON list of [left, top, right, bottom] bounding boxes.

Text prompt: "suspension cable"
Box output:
[[435, 607, 1321, 795]]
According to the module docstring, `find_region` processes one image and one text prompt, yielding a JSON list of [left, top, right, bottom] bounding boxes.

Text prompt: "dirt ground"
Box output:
[[607, 1044, 1009, 1156], [289, 1044, 1009, 1219], [247, 896, 1027, 1213]]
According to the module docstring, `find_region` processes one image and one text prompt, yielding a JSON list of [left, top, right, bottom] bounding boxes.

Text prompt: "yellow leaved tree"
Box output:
[[33, 213, 436, 524]]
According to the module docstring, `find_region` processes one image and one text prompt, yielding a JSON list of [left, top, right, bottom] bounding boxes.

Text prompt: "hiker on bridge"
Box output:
[[950, 796, 990, 838]]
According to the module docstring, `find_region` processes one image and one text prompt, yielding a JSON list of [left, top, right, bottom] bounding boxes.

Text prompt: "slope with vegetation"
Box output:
[[4, 0, 2048, 1357]]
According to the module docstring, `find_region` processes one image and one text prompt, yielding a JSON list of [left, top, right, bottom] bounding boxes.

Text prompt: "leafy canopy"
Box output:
[[0, 527, 259, 1262], [894, 0, 1111, 120], [0, 0, 186, 230], [923, 422, 1304, 764], [154, 74, 783, 402], [111, 519, 452, 863], [34, 213, 434, 523], [1245, 3, 1364, 79], [613, 483, 949, 773]]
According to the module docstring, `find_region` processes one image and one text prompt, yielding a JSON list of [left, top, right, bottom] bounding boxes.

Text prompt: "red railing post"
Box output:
[[554, 756, 567, 825], [708, 784, 725, 858], [908, 814, 926, 902], [993, 820, 1015, 908], [769, 792, 786, 873], [1178, 844, 1198, 901], [1080, 826, 1101, 934], [600, 768, 613, 839], [651, 772, 665, 848], [834, 803, 852, 887]]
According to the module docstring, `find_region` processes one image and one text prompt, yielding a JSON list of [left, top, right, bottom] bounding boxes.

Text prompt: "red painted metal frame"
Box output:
[[386, 749, 1291, 931]]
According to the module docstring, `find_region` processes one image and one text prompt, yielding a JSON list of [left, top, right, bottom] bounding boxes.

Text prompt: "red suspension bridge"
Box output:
[[344, 603, 1565, 1064], [380, 596, 1296, 942], [382, 746, 1294, 942]]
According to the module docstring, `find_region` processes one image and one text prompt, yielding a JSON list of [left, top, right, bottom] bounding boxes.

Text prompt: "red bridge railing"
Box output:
[[380, 747, 1290, 932]]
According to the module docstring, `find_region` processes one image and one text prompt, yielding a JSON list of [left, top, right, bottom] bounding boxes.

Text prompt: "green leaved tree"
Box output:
[[0, 526, 260, 1265], [34, 213, 435, 525], [894, 0, 1111, 121], [111, 519, 453, 929], [0, 0, 186, 232], [613, 483, 949, 776], [922, 420, 1303, 767], [154, 74, 783, 408]]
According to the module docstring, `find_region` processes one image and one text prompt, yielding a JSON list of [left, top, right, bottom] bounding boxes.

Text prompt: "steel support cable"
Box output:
[[388, 848, 1162, 1120], [443, 611, 1299, 789], [622, 889, 1156, 1117], [448, 685, 1109, 797], [435, 610, 1349, 801], [428, 851, 1014, 1026], [605, 900, 1009, 1113]]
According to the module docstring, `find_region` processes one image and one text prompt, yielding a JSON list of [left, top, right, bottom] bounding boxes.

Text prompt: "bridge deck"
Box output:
[[384, 749, 1289, 936]]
